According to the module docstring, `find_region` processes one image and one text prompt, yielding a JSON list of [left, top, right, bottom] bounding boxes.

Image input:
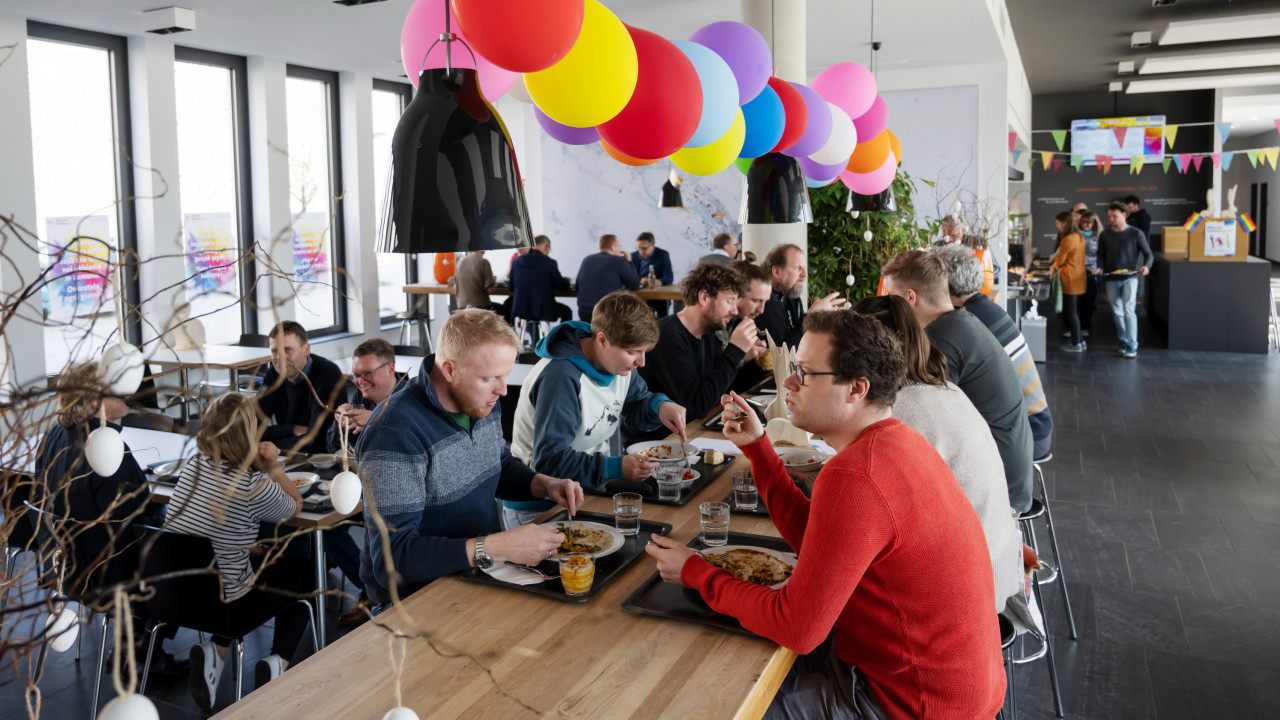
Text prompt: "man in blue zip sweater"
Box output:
[[505, 292, 689, 527], [355, 309, 584, 606]]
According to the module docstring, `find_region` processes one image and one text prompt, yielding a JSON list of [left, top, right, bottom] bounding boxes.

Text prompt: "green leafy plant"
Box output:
[[806, 170, 932, 302]]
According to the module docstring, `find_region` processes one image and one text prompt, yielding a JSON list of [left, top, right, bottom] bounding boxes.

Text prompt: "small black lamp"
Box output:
[[739, 153, 812, 224], [660, 168, 684, 209]]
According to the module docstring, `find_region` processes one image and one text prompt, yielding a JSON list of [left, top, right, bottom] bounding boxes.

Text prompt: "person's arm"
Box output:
[[526, 363, 613, 484], [248, 467, 303, 522], [738, 434, 810, 548], [255, 367, 295, 443], [1137, 229, 1154, 270], [549, 258, 571, 293], [783, 298, 805, 347], [658, 250, 674, 286], [619, 257, 640, 291], [620, 370, 673, 433], [755, 299, 786, 348]]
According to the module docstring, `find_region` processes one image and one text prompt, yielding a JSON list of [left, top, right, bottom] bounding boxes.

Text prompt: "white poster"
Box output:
[[183, 212, 238, 294], [1204, 220, 1235, 257], [43, 215, 113, 319]]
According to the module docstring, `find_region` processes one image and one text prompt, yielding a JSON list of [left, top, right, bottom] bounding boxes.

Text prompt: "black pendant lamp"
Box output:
[[660, 168, 684, 208], [845, 188, 897, 213], [377, 15, 532, 253], [739, 153, 812, 224]]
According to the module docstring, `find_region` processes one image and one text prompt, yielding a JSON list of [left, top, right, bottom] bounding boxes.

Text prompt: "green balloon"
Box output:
[[734, 157, 752, 176]]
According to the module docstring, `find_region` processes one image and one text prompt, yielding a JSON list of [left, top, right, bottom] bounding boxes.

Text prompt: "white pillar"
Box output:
[[247, 56, 295, 329], [0, 13, 50, 387], [339, 71, 375, 336]]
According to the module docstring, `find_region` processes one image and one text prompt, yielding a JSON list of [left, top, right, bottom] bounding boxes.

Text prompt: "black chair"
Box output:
[[120, 411, 177, 434], [1, 473, 41, 615], [134, 525, 317, 702]]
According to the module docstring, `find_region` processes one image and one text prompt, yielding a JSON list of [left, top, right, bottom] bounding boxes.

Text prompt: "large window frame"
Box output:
[[28, 21, 141, 349], [372, 78, 417, 325], [285, 64, 348, 338], [173, 45, 257, 337]]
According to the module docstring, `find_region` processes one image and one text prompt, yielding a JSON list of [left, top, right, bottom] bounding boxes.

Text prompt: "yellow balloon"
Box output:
[[524, 0, 638, 128], [670, 109, 746, 176]]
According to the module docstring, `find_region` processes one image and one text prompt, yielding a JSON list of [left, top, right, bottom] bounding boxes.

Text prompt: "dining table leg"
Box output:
[[313, 530, 327, 650], [179, 368, 191, 424]]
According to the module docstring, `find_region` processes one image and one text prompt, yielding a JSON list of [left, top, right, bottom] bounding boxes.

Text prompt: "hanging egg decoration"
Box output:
[[383, 708, 421, 720], [86, 426, 125, 476], [45, 605, 79, 652], [99, 693, 160, 720], [846, 274, 856, 286], [863, 230, 873, 242], [99, 343, 145, 396], [331, 471, 363, 514]]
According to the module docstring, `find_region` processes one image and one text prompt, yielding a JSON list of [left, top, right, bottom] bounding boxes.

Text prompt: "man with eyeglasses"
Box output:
[[326, 338, 405, 454], [647, 310, 1006, 720]]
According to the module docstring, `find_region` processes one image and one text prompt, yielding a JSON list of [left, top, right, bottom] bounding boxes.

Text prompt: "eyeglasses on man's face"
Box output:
[[351, 362, 390, 383], [788, 362, 841, 386]]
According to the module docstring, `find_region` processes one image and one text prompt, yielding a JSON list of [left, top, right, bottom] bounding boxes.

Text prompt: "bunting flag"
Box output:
[[1112, 127, 1128, 147], [1041, 151, 1055, 169], [1052, 159, 1063, 171], [1008, 132, 1017, 151], [1248, 149, 1260, 168], [1191, 155, 1204, 172], [1162, 158, 1173, 174], [1222, 152, 1235, 172], [1052, 130, 1068, 151], [1011, 149, 1023, 166], [1210, 153, 1222, 170], [1183, 212, 1203, 232], [1131, 156, 1145, 174], [1216, 122, 1232, 144], [1102, 156, 1115, 174], [1265, 148, 1280, 169], [1165, 125, 1178, 149], [1175, 153, 1190, 173], [1274, 119, 1280, 135], [1240, 213, 1258, 233]]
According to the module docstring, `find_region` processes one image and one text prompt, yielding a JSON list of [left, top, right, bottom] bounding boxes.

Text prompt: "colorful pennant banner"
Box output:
[[1051, 130, 1067, 151], [1216, 122, 1232, 144], [1165, 125, 1178, 149], [1222, 152, 1234, 172], [1162, 158, 1172, 174], [1008, 132, 1017, 151], [1191, 155, 1204, 172], [1131, 156, 1145, 174]]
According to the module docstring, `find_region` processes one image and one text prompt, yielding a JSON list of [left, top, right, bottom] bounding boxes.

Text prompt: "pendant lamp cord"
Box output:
[[770, 0, 776, 75], [421, 1, 478, 76]]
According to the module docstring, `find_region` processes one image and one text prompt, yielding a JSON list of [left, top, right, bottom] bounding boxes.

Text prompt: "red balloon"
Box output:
[[767, 76, 806, 154], [597, 25, 702, 161], [451, 0, 585, 73]]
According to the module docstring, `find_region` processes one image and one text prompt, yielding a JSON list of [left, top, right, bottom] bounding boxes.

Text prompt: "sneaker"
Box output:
[[1059, 341, 1087, 353], [1083, 329, 1091, 338], [255, 654, 285, 689], [1120, 348, 1137, 358], [189, 642, 223, 711]]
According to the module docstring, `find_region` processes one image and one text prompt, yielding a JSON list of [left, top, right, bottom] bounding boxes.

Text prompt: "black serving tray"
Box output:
[[586, 455, 735, 506], [621, 531, 795, 636], [721, 490, 770, 517], [458, 509, 671, 603]]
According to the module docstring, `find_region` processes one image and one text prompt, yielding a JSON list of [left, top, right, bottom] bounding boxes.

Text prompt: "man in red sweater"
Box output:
[[648, 310, 1006, 720]]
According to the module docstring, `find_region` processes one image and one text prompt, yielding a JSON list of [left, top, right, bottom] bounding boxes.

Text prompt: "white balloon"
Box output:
[[100, 693, 159, 720], [86, 426, 125, 476], [99, 343, 144, 396], [863, 230, 874, 242], [506, 78, 533, 104], [383, 708, 421, 720], [808, 102, 858, 167], [45, 606, 79, 652], [331, 471, 363, 514]]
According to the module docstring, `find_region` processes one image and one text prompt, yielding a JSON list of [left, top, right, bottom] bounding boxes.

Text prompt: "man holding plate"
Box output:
[[647, 310, 1005, 720]]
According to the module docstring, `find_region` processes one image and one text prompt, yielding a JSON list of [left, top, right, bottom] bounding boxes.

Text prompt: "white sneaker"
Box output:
[[255, 653, 285, 689], [189, 642, 223, 711]]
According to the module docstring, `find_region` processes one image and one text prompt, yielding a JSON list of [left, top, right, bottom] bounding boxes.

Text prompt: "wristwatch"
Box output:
[[474, 535, 493, 570]]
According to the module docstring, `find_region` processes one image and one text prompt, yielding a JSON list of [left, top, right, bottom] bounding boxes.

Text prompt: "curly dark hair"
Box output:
[[680, 261, 747, 306], [801, 309, 906, 409]]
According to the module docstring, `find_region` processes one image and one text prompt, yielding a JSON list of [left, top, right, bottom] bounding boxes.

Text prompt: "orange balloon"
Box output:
[[846, 129, 892, 174], [601, 139, 660, 166], [886, 129, 902, 165]]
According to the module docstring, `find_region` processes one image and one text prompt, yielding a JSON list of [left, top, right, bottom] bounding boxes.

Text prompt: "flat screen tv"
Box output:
[[1069, 116, 1165, 165]]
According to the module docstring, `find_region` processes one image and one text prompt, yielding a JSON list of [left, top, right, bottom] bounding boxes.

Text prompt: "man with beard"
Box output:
[[756, 244, 844, 349], [355, 309, 584, 607]]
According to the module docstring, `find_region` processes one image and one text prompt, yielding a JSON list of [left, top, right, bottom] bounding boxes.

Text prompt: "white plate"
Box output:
[[541, 520, 624, 559], [286, 471, 320, 489], [699, 545, 798, 589], [776, 447, 827, 471], [626, 440, 701, 465]]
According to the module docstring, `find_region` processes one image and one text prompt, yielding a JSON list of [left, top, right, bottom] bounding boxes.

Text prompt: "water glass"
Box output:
[[613, 492, 642, 536], [558, 553, 595, 596], [733, 470, 758, 511], [654, 468, 683, 501], [699, 501, 730, 546]]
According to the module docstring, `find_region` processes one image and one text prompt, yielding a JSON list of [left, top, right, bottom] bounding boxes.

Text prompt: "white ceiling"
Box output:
[[1222, 91, 1280, 139], [1, 0, 1005, 83]]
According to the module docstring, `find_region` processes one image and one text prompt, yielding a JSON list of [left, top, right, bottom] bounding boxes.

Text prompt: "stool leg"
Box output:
[[91, 614, 109, 720], [1036, 466, 1078, 640], [1007, 644, 1016, 720], [233, 638, 245, 701], [1031, 577, 1065, 718]]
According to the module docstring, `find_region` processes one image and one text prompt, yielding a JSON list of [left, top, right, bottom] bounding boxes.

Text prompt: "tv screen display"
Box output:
[[1070, 116, 1165, 165]]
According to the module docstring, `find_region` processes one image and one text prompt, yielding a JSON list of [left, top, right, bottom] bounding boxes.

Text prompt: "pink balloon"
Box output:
[[812, 62, 877, 121], [401, 0, 517, 101], [840, 150, 897, 195], [852, 95, 888, 142]]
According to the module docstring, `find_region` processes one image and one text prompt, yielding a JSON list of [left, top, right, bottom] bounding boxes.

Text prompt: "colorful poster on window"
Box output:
[[1204, 220, 1235, 257], [291, 212, 330, 284], [183, 212, 237, 294], [43, 215, 113, 319]]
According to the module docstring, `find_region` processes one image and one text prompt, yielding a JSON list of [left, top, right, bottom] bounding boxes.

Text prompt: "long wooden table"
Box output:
[[404, 282, 685, 302], [212, 421, 796, 719]]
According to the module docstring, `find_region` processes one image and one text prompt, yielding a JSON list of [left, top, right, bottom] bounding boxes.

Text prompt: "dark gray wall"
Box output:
[[1030, 90, 1214, 256]]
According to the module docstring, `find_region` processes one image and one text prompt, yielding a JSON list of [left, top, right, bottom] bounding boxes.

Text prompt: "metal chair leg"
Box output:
[[1007, 643, 1016, 720], [233, 638, 244, 701], [75, 603, 85, 661], [1, 549, 14, 615], [1036, 467, 1078, 640], [1031, 577, 1065, 718], [295, 599, 320, 652], [91, 614, 109, 720], [139, 622, 165, 695]]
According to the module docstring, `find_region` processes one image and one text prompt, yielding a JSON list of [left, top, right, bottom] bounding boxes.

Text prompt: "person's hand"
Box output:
[[1090, 268, 1102, 276], [742, 339, 767, 363], [1139, 266, 1150, 276], [809, 292, 845, 313], [256, 442, 279, 465], [487, 523, 564, 566], [645, 534, 698, 585], [339, 406, 373, 434], [292, 425, 309, 437], [658, 402, 688, 443], [533, 474, 584, 517], [729, 317, 760, 353], [720, 391, 764, 447], [622, 453, 659, 481]]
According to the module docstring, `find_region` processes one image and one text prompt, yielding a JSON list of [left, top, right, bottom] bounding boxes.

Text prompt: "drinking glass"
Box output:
[[700, 501, 730, 546], [558, 553, 595, 596], [654, 467, 682, 501], [613, 492, 642, 536], [733, 470, 758, 511]]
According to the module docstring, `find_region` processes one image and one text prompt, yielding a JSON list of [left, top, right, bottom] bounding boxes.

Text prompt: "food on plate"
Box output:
[[681, 470, 696, 481], [705, 450, 725, 464], [639, 444, 676, 459], [702, 548, 794, 586], [293, 476, 314, 487], [1112, 268, 1133, 274], [556, 523, 610, 555]]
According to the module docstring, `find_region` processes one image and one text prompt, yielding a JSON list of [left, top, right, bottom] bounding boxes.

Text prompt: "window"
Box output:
[[285, 66, 346, 336], [27, 23, 138, 375], [372, 80, 416, 322], [174, 48, 253, 346]]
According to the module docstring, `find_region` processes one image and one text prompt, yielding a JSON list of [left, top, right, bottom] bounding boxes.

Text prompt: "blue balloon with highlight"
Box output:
[[737, 85, 785, 159]]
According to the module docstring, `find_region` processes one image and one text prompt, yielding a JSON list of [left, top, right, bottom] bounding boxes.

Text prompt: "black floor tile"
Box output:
[[1126, 546, 1216, 601], [1084, 505, 1160, 549], [1247, 666, 1280, 720], [1113, 476, 1182, 512], [1178, 597, 1280, 670], [1093, 585, 1189, 652], [1151, 511, 1232, 551], [1146, 649, 1265, 720]]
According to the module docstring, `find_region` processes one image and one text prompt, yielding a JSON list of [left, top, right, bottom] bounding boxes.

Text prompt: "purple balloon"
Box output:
[[688, 21, 771, 105], [782, 83, 831, 158], [798, 155, 846, 183], [852, 96, 888, 142], [535, 106, 599, 145]]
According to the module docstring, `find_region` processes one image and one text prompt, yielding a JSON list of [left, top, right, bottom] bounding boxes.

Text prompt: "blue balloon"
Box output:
[[738, 85, 784, 159], [805, 175, 837, 188], [673, 40, 739, 149]]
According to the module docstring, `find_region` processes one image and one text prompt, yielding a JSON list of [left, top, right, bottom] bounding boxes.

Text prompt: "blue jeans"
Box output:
[[1105, 278, 1139, 351]]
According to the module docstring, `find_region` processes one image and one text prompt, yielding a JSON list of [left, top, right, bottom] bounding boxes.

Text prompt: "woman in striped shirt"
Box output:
[[164, 393, 310, 710]]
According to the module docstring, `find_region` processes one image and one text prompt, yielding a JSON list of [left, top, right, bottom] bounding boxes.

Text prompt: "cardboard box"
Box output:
[[1160, 227, 1188, 259], [1188, 218, 1249, 262]]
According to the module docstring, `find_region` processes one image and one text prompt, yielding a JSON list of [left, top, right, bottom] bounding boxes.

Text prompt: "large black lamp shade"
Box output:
[[377, 67, 533, 253], [739, 153, 812, 224], [846, 188, 897, 213]]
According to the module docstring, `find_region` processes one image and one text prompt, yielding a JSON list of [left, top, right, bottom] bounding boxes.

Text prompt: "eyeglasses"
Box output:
[[788, 362, 841, 386], [351, 362, 390, 383]]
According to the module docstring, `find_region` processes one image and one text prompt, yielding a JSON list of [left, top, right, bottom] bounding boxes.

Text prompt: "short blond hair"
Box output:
[[881, 250, 951, 306], [55, 362, 105, 427], [598, 234, 618, 252], [437, 308, 521, 366], [197, 393, 266, 470]]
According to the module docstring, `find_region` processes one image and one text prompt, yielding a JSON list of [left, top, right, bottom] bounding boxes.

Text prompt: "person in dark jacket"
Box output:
[[256, 321, 343, 455], [576, 234, 640, 323], [510, 235, 572, 324], [1096, 201, 1154, 358], [1123, 195, 1152, 240], [631, 231, 674, 317], [756, 244, 844, 349]]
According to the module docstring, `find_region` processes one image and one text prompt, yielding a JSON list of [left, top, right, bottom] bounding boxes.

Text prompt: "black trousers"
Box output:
[[213, 554, 313, 659], [1080, 274, 1100, 333], [1063, 294, 1082, 344]]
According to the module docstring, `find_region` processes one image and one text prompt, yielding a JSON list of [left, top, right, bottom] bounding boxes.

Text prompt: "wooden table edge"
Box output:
[[734, 646, 798, 720]]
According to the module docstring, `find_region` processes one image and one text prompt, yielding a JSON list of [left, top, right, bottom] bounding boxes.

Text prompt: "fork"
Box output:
[[504, 562, 559, 581]]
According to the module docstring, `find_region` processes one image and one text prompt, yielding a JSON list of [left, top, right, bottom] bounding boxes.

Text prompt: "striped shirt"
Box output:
[[163, 454, 297, 601]]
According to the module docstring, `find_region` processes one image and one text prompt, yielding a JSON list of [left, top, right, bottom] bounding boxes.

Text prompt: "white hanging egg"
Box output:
[[382, 708, 420, 720], [99, 693, 159, 720], [45, 606, 79, 652], [331, 471, 363, 514], [99, 343, 144, 396], [863, 230, 873, 242], [953, 200, 962, 213], [86, 427, 125, 476], [845, 274, 855, 287], [850, 211, 860, 219]]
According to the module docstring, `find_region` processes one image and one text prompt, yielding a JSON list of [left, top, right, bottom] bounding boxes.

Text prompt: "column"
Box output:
[[339, 71, 375, 336], [247, 56, 295, 329]]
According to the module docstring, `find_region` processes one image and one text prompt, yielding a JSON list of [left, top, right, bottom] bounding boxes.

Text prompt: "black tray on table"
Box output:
[[586, 454, 736, 506], [721, 489, 770, 517], [458, 510, 671, 603], [621, 531, 794, 636]]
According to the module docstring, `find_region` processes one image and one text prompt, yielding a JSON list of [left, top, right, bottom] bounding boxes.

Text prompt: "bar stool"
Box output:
[[397, 303, 434, 351], [1021, 453, 1078, 640], [997, 614, 1017, 720], [1011, 571, 1065, 719]]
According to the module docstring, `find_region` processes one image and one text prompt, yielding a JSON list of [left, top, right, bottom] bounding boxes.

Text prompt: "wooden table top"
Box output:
[[404, 282, 685, 302], [147, 345, 272, 370], [212, 420, 795, 720]]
